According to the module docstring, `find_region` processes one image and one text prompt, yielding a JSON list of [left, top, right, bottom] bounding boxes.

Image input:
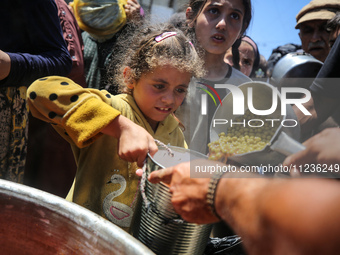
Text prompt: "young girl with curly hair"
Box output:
[[27, 23, 204, 232]]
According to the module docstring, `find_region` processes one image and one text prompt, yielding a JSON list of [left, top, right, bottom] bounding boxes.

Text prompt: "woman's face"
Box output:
[[190, 0, 245, 56], [126, 65, 191, 131], [223, 41, 255, 77], [238, 41, 255, 76]]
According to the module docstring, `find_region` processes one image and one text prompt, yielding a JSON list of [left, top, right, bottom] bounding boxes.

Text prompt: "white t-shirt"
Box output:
[[176, 66, 251, 154]]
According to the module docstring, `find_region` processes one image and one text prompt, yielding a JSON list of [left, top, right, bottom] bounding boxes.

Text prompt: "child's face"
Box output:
[[224, 41, 255, 77], [238, 41, 255, 77], [191, 0, 245, 56], [127, 65, 191, 131]]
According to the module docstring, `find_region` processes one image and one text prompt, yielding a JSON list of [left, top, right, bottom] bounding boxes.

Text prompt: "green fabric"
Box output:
[[82, 31, 116, 91]]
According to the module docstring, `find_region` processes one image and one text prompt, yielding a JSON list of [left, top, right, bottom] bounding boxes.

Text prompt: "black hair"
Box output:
[[231, 35, 260, 77], [186, 0, 252, 36], [327, 11, 340, 31]]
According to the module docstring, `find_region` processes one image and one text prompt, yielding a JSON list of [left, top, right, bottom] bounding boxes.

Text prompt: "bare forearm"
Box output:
[[101, 114, 124, 138], [215, 177, 340, 255], [215, 176, 268, 253], [0, 50, 11, 80], [102, 115, 157, 167], [148, 160, 340, 254]]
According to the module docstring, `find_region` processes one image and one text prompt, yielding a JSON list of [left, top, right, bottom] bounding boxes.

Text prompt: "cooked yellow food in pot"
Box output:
[[208, 110, 280, 162]]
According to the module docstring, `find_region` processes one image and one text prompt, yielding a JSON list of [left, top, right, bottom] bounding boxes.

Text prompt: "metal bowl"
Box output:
[[270, 52, 323, 95], [210, 81, 301, 167], [0, 179, 154, 255]]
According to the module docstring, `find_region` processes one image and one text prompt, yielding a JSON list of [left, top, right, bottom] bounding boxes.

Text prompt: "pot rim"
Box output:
[[0, 179, 154, 254]]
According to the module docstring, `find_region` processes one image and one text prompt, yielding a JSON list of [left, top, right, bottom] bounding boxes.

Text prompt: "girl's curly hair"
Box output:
[[107, 21, 205, 94]]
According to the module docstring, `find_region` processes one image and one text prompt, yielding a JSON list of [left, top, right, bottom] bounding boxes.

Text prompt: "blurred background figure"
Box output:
[[24, 0, 86, 197], [295, 0, 340, 62], [254, 54, 268, 79], [267, 0, 340, 80], [266, 43, 303, 78], [327, 11, 340, 48], [168, 11, 186, 30], [72, 0, 144, 94], [0, 0, 72, 184], [26, 0, 144, 197], [224, 35, 260, 78], [266, 6, 340, 142], [56, 0, 86, 87]]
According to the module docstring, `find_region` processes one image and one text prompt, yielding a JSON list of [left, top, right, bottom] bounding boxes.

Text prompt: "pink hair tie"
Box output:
[[155, 32, 177, 42], [241, 35, 258, 55]]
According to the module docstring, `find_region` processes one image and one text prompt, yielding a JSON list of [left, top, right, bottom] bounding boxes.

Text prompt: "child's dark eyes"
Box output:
[[207, 7, 241, 22], [207, 7, 219, 15], [231, 12, 240, 20], [153, 84, 187, 94], [154, 84, 165, 90], [242, 59, 252, 66], [176, 88, 188, 94]]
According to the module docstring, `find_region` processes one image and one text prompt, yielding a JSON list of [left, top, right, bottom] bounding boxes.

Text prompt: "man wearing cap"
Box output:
[[296, 0, 340, 62]]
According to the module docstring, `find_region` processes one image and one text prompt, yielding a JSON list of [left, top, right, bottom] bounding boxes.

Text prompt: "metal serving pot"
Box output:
[[270, 52, 323, 93], [0, 179, 154, 255], [210, 81, 304, 167], [130, 144, 212, 255]]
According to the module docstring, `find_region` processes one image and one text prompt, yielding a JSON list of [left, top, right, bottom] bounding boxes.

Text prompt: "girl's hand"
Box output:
[[102, 115, 158, 167], [125, 0, 142, 21]]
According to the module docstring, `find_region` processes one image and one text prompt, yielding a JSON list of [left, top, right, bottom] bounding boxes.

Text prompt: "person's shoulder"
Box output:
[[107, 93, 137, 119], [38, 0, 58, 9], [113, 93, 136, 109], [110, 93, 130, 104], [229, 67, 252, 84], [230, 67, 250, 78]]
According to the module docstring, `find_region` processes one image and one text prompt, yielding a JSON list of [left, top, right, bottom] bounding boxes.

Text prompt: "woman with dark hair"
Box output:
[[225, 35, 260, 77], [176, 0, 253, 155]]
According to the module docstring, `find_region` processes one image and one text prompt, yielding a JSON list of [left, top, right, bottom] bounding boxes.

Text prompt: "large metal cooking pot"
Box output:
[[130, 144, 212, 255], [210, 81, 303, 167], [270, 52, 323, 95], [0, 179, 154, 255]]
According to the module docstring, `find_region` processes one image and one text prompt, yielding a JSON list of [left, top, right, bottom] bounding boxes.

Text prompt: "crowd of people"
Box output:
[[2, 0, 340, 254]]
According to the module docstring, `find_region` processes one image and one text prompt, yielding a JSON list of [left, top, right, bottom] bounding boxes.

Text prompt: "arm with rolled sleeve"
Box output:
[[27, 75, 157, 166], [27, 76, 120, 148]]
